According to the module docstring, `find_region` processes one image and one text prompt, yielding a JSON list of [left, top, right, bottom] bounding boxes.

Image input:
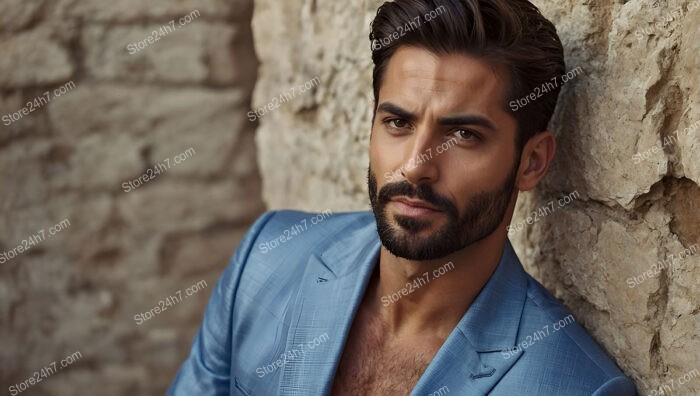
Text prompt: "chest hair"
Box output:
[[331, 311, 438, 396]]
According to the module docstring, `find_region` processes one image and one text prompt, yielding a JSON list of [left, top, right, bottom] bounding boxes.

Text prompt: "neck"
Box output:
[[370, 228, 508, 338]]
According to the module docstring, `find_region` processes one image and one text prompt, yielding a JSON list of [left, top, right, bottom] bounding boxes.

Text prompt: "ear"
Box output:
[[516, 131, 556, 191]]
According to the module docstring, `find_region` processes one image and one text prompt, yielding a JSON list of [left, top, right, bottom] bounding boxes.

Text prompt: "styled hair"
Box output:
[[370, 0, 565, 149]]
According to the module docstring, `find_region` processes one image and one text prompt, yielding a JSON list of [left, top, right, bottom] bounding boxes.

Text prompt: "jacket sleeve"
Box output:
[[167, 211, 277, 395], [591, 376, 637, 396]]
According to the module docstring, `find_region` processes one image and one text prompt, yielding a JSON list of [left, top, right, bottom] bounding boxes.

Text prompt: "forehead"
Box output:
[[379, 46, 510, 118]]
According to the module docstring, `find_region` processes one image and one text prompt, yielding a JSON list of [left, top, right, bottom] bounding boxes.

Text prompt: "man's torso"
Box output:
[[330, 275, 445, 396]]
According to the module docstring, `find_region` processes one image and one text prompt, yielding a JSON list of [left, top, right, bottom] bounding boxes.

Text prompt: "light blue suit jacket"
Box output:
[[168, 210, 637, 395]]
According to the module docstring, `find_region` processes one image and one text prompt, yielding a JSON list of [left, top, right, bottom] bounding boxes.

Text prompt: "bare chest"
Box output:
[[330, 316, 440, 396]]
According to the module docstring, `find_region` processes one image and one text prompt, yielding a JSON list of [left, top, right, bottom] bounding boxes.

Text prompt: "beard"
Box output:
[[367, 164, 517, 260]]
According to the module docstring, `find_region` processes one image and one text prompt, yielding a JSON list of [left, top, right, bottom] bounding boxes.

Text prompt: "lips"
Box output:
[[392, 197, 441, 212]]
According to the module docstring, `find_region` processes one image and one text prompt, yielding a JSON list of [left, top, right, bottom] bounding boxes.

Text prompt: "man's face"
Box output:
[[368, 46, 520, 260]]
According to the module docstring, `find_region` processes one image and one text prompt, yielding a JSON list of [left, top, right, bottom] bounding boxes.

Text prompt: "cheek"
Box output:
[[440, 157, 505, 198], [448, 142, 514, 182], [368, 143, 381, 171], [369, 135, 398, 172]]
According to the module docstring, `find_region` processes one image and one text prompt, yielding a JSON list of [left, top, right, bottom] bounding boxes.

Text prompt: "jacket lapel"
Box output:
[[278, 211, 530, 396], [409, 241, 529, 395], [279, 215, 381, 395]]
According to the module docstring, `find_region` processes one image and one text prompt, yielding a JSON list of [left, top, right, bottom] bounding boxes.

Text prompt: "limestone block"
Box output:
[[83, 24, 239, 84], [53, 0, 241, 23], [0, 29, 74, 88], [0, 0, 45, 33]]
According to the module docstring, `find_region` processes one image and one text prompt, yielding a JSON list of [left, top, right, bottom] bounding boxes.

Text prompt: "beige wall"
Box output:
[[0, 0, 263, 394], [253, 0, 700, 394]]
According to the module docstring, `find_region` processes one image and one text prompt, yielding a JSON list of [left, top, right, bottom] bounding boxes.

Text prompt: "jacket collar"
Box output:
[[457, 240, 528, 352], [278, 213, 528, 395], [279, 214, 380, 395], [409, 240, 528, 395]]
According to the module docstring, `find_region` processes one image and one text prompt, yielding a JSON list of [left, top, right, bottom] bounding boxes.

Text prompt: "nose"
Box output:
[[402, 130, 439, 185]]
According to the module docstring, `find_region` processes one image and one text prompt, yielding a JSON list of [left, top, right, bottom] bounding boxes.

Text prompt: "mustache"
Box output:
[[377, 180, 458, 216]]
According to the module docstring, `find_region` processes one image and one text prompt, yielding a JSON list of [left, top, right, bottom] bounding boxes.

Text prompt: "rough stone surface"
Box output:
[[253, 0, 699, 394], [0, 28, 75, 88], [0, 0, 45, 33], [0, 0, 263, 394], [83, 23, 244, 85], [53, 0, 247, 23]]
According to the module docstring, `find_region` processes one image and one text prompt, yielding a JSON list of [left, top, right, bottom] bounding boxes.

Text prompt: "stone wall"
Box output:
[[0, 0, 263, 394], [253, 0, 700, 394]]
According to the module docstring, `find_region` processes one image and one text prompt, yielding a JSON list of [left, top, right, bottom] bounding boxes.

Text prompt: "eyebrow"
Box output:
[[376, 102, 418, 123], [437, 114, 497, 132], [376, 101, 497, 132]]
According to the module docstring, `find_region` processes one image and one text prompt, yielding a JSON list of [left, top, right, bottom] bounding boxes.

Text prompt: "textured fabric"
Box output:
[[167, 210, 637, 395]]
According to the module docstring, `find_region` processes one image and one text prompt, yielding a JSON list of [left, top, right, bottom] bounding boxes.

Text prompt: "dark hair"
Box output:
[[370, 0, 565, 150]]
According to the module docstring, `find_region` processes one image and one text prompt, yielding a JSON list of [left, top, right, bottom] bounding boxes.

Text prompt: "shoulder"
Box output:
[[500, 274, 636, 395], [225, 209, 374, 314], [234, 209, 374, 268], [249, 209, 374, 256]]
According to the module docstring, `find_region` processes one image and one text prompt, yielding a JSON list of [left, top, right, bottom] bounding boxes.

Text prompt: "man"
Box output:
[[169, 0, 637, 394]]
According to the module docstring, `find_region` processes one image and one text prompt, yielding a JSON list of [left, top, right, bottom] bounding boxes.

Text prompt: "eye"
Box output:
[[451, 129, 480, 141], [386, 118, 411, 129]]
